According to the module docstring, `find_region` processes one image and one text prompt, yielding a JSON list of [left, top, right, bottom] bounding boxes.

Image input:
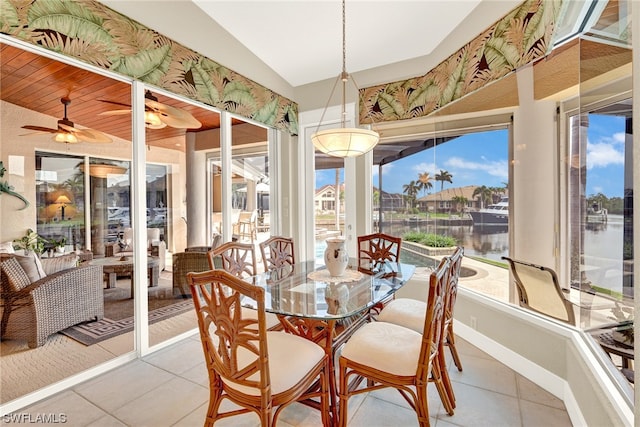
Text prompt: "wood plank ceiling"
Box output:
[[0, 43, 265, 152]]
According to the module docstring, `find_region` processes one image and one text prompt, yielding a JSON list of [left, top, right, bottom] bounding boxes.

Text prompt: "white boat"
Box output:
[[586, 202, 608, 224], [469, 196, 508, 225]]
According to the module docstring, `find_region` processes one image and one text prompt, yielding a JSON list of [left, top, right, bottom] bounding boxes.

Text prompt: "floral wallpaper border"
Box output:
[[1, 0, 562, 134], [359, 0, 562, 124], [0, 0, 299, 135]]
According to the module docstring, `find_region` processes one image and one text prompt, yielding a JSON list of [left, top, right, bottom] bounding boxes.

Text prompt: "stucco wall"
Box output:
[[0, 100, 186, 248]]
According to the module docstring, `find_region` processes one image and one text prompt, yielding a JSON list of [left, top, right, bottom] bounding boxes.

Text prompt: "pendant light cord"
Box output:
[[340, 0, 347, 128], [342, 0, 347, 76]]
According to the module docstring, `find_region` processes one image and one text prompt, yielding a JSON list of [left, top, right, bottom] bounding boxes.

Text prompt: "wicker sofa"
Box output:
[[0, 253, 104, 348]]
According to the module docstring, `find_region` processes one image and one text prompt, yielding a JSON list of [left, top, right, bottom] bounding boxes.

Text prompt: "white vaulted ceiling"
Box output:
[[99, 0, 522, 89]]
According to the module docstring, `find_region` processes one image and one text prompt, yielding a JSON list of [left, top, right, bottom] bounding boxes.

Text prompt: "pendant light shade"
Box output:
[[311, 0, 379, 158], [311, 128, 379, 157]]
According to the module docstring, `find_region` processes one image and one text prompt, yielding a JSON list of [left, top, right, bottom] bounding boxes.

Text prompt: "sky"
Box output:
[[316, 129, 509, 195], [316, 117, 627, 199], [585, 114, 626, 198]]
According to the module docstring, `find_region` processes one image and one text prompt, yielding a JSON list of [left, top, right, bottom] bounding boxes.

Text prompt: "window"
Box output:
[[567, 103, 634, 327], [375, 128, 510, 299]]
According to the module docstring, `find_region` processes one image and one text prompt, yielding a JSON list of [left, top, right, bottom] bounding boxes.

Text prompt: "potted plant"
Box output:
[[50, 236, 67, 253], [13, 229, 46, 255]]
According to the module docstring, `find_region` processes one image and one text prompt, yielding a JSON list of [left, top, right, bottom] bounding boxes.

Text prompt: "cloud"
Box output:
[[586, 141, 624, 169], [411, 162, 437, 174], [445, 156, 508, 179], [374, 162, 394, 177]]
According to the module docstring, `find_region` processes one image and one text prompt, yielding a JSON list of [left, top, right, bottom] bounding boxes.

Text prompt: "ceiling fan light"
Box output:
[[145, 111, 166, 129], [311, 128, 379, 157], [53, 132, 78, 144]]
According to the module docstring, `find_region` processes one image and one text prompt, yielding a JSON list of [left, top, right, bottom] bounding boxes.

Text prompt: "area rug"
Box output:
[[60, 299, 194, 346]]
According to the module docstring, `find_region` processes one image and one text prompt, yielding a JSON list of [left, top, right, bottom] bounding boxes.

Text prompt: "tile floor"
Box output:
[[19, 333, 573, 426]]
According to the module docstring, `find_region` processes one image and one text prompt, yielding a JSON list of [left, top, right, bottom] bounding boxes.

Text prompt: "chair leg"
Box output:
[[447, 325, 463, 371], [431, 357, 454, 415], [438, 348, 456, 409], [320, 364, 331, 427], [415, 384, 431, 427], [338, 362, 350, 427], [205, 378, 223, 426]]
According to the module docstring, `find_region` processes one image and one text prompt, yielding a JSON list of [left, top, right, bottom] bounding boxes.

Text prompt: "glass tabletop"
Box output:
[[243, 260, 416, 320]]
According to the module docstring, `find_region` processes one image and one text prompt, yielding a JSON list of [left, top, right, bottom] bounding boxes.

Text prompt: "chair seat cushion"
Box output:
[[377, 298, 427, 334], [224, 331, 325, 396], [341, 321, 421, 377]]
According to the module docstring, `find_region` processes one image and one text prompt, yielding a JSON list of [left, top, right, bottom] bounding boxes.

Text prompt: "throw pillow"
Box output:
[[41, 253, 79, 275], [0, 257, 31, 291], [0, 241, 15, 254], [13, 252, 46, 283]]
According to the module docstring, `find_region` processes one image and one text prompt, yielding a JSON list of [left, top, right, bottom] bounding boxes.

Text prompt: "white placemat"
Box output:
[[307, 269, 363, 283]]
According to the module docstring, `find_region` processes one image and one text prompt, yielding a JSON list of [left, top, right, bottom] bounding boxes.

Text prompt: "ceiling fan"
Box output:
[[21, 97, 112, 144], [99, 90, 202, 129]]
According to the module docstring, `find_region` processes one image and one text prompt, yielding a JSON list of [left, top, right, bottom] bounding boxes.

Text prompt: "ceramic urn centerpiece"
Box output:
[[324, 237, 349, 277]]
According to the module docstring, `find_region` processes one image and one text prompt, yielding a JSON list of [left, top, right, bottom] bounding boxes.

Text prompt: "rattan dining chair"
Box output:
[[376, 246, 464, 411], [443, 246, 465, 373], [188, 269, 331, 426], [378, 246, 465, 369], [209, 241, 281, 330], [356, 232, 402, 275], [502, 256, 576, 325], [357, 232, 402, 315], [338, 257, 454, 427], [208, 241, 257, 278], [259, 236, 295, 272]]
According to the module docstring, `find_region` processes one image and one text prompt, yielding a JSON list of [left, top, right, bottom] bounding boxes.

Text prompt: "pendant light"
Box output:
[[311, 0, 379, 158]]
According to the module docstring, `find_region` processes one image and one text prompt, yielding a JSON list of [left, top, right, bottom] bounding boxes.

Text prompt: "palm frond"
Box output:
[[111, 44, 172, 83], [28, 0, 112, 46], [482, 37, 520, 71], [253, 97, 279, 124], [38, 31, 112, 68], [0, 0, 21, 31], [222, 80, 257, 109]]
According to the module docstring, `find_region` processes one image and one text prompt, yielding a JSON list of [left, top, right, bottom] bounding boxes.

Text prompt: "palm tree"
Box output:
[[402, 180, 419, 212], [417, 172, 433, 197], [472, 185, 493, 209], [435, 170, 453, 213], [435, 170, 453, 192], [451, 195, 468, 217], [373, 190, 380, 207]]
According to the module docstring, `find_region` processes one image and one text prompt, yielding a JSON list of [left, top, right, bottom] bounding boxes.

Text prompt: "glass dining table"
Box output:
[[243, 260, 416, 424]]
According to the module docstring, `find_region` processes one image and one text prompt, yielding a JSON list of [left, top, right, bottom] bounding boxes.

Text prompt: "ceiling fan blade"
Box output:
[[58, 123, 77, 133], [98, 109, 133, 116], [22, 97, 112, 144], [146, 99, 202, 129], [60, 123, 112, 143], [98, 99, 132, 108], [21, 125, 57, 133], [73, 128, 113, 143]]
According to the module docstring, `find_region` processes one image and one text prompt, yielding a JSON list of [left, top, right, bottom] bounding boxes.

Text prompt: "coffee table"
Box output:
[[90, 256, 160, 298]]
